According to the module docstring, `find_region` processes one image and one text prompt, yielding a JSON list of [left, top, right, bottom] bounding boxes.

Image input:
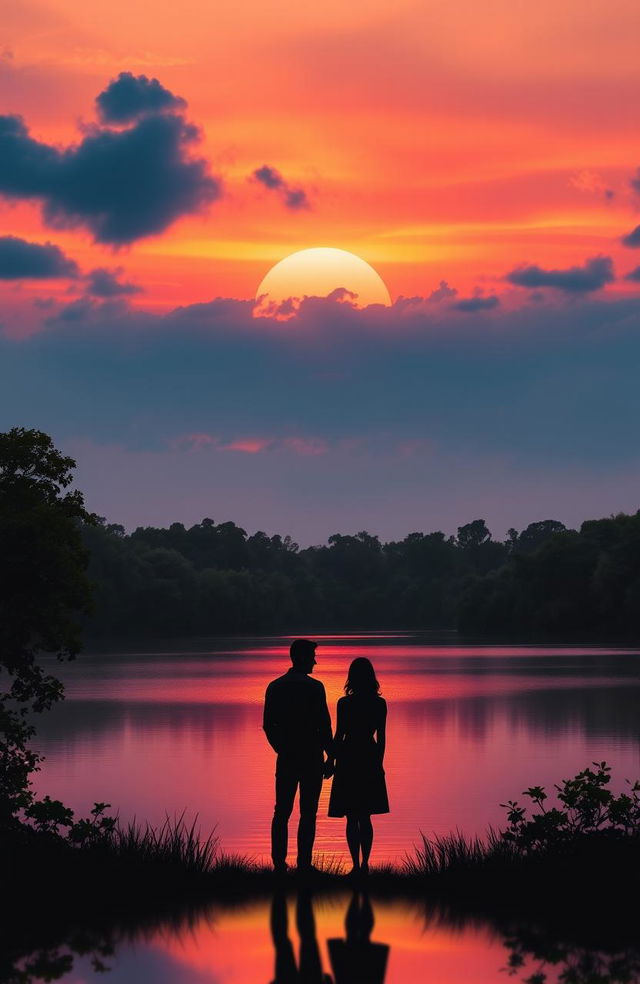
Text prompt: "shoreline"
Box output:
[[4, 823, 638, 962]]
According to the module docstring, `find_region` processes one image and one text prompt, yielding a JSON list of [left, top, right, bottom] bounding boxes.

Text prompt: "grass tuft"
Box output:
[[109, 814, 219, 876], [403, 828, 511, 878]]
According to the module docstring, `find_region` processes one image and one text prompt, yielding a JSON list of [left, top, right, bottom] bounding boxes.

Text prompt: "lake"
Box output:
[[35, 632, 640, 866], [19, 888, 631, 984], [19, 889, 629, 984]]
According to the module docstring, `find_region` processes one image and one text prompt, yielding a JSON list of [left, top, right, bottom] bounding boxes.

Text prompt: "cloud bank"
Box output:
[[2, 290, 639, 538]]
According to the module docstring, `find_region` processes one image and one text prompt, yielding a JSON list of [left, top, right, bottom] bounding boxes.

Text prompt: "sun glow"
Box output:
[[255, 247, 392, 313]]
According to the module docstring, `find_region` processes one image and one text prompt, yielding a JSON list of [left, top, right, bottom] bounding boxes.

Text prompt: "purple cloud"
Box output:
[[506, 256, 614, 293], [453, 294, 499, 312], [0, 235, 78, 279], [96, 72, 186, 124], [621, 225, 640, 248], [3, 290, 640, 540], [0, 86, 221, 244], [85, 268, 142, 298], [253, 164, 310, 210]]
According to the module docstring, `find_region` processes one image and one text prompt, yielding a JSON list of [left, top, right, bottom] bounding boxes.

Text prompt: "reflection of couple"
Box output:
[[269, 890, 389, 984], [263, 639, 389, 874]]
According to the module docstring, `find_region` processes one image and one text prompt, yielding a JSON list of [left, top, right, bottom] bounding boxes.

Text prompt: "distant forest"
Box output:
[[83, 510, 640, 637]]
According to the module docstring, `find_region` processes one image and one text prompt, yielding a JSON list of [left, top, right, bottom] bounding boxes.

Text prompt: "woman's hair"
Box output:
[[345, 656, 381, 696]]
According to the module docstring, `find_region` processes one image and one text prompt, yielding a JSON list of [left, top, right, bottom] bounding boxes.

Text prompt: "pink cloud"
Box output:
[[173, 433, 329, 455], [224, 438, 272, 453]]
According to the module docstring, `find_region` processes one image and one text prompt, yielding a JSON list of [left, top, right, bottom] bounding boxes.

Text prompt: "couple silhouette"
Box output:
[[263, 638, 389, 875]]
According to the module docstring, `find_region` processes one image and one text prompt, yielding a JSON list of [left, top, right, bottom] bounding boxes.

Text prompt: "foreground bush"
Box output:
[[407, 761, 640, 881], [501, 761, 640, 853]]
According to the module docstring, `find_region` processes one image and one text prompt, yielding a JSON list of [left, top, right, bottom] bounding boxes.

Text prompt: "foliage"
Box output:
[[504, 927, 640, 984], [407, 762, 640, 884], [500, 761, 640, 854], [0, 427, 94, 827], [82, 514, 513, 634], [79, 508, 640, 637], [22, 796, 116, 845]]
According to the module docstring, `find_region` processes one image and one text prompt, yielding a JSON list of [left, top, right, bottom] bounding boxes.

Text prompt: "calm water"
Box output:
[[14, 891, 640, 984], [35, 632, 640, 865]]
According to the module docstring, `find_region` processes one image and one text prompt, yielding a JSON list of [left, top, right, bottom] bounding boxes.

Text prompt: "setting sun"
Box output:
[[255, 247, 392, 311]]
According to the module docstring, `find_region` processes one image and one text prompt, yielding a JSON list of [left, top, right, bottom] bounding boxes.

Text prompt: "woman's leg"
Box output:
[[346, 813, 361, 870], [359, 814, 373, 870]]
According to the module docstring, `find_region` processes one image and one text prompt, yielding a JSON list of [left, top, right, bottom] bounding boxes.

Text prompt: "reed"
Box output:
[[403, 828, 510, 878], [108, 814, 219, 877]]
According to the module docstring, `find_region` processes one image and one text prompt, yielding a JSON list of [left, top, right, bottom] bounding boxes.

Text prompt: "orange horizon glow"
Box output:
[[2, 0, 640, 315]]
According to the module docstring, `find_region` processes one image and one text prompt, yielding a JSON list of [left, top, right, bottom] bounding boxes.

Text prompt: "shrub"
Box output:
[[500, 761, 640, 855]]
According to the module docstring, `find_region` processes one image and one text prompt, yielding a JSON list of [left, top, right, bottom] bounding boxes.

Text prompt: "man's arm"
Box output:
[[318, 683, 333, 757], [263, 684, 281, 754]]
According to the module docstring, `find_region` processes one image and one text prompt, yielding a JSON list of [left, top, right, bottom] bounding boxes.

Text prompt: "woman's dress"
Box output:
[[328, 694, 389, 817]]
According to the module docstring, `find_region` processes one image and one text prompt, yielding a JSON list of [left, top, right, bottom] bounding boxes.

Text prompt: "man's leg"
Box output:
[[297, 765, 323, 868], [296, 888, 325, 982], [272, 762, 298, 869], [270, 890, 298, 982]]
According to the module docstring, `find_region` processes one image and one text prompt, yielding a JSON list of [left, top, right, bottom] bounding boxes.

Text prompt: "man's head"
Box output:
[[289, 638, 317, 674]]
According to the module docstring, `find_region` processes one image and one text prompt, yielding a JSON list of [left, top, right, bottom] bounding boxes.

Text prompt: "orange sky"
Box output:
[[2, 0, 640, 308]]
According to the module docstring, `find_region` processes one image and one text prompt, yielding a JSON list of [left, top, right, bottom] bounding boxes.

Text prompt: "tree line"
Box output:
[[83, 511, 640, 637]]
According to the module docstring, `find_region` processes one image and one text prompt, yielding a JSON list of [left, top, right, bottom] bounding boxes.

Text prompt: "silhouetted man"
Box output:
[[263, 638, 333, 873]]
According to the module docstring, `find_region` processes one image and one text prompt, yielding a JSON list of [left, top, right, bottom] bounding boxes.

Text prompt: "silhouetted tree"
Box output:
[[73, 506, 640, 638], [0, 428, 93, 827]]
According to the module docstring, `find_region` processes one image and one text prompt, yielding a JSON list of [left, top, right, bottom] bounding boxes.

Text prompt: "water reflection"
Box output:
[[269, 890, 390, 984], [327, 892, 389, 984], [503, 926, 640, 984], [6, 890, 640, 984], [270, 890, 330, 984]]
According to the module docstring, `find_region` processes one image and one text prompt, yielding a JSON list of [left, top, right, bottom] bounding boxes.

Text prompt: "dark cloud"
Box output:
[[624, 266, 640, 282], [427, 280, 457, 303], [252, 164, 310, 210], [5, 290, 636, 472], [55, 297, 97, 322], [96, 72, 186, 124], [453, 294, 499, 312], [506, 255, 614, 292], [283, 187, 309, 209], [85, 267, 142, 297], [621, 225, 640, 248], [0, 235, 78, 279], [0, 110, 221, 245], [253, 165, 282, 190]]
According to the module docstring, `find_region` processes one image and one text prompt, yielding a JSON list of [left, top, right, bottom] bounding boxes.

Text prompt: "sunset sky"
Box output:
[[2, 0, 640, 540]]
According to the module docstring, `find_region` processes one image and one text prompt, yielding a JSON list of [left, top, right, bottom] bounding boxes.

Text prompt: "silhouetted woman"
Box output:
[[328, 657, 389, 874]]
